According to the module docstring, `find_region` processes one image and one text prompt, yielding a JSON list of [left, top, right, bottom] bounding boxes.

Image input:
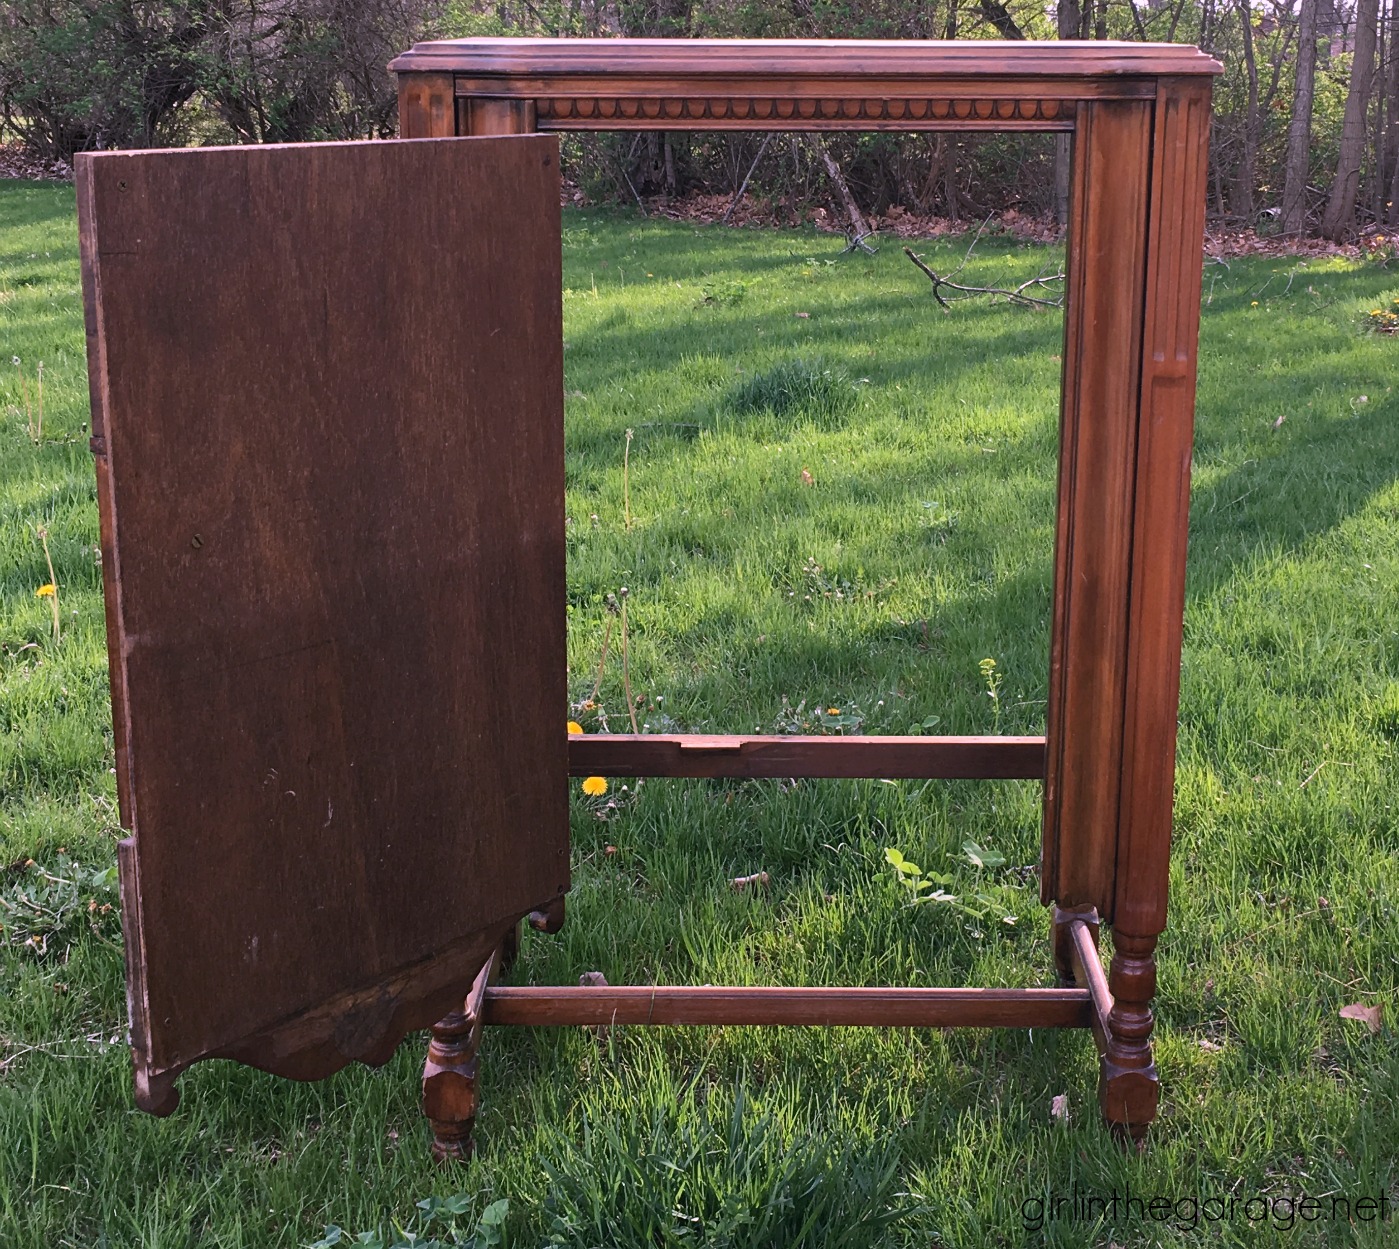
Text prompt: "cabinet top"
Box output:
[[390, 37, 1222, 80]]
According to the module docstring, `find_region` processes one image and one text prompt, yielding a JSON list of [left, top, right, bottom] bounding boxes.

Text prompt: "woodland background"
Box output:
[[1, 2, 1397, 244]]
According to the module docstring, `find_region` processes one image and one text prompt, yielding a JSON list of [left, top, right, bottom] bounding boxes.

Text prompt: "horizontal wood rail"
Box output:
[[392, 38, 1220, 135], [482, 985, 1093, 1028], [392, 37, 1221, 79], [568, 734, 1045, 779], [1068, 918, 1114, 1056]]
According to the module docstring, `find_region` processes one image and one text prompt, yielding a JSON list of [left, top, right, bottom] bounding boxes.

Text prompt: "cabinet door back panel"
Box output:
[[78, 136, 567, 1102]]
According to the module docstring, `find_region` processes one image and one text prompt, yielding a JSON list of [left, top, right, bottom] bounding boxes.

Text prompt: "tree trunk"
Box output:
[[1321, 0, 1381, 239], [917, 136, 946, 214], [1053, 136, 1073, 230], [663, 133, 677, 198], [1232, 0, 1261, 220], [1385, 0, 1399, 224], [817, 140, 872, 240], [1199, 0, 1218, 52], [1374, 0, 1388, 222], [1282, 0, 1320, 233], [1391, 30, 1399, 225], [1390, 137, 1399, 225], [1054, 0, 1084, 229], [979, 0, 1027, 39]]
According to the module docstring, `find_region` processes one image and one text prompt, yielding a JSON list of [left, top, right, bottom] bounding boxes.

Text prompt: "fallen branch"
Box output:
[[903, 243, 1063, 310]]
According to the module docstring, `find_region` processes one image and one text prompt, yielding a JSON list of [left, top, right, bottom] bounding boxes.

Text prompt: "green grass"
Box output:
[[2, 178, 1398, 1247]]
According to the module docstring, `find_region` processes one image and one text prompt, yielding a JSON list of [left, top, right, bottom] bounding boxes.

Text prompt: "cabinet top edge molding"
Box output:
[[389, 37, 1223, 81]]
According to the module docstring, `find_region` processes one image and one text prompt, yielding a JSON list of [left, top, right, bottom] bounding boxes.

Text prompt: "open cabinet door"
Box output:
[[77, 136, 567, 1114]]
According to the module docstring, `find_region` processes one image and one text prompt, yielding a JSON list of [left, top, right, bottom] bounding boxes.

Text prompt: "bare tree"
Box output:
[[1321, 0, 1381, 238], [206, 0, 446, 144]]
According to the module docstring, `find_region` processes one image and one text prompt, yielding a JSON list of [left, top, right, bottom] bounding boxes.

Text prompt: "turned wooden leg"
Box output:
[[1052, 905, 1098, 986], [421, 902, 564, 1161], [422, 1007, 481, 1163], [529, 895, 566, 934], [1099, 930, 1159, 1149], [422, 950, 498, 1163]]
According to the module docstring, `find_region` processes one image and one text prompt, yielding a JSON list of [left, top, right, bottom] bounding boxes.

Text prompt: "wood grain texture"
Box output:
[[1040, 99, 1153, 921], [460, 97, 537, 135], [568, 734, 1045, 779], [482, 985, 1094, 1028], [1113, 77, 1213, 940], [78, 136, 568, 1105], [397, 73, 456, 138], [391, 37, 1222, 79]]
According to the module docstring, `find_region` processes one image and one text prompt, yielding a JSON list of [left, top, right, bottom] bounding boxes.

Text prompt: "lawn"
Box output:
[[2, 175, 1398, 1248]]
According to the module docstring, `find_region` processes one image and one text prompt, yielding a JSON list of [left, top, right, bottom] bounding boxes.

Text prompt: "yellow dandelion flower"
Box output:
[[581, 776, 607, 796], [35, 583, 55, 598], [1250, 301, 1259, 307], [826, 707, 841, 715], [567, 721, 584, 735]]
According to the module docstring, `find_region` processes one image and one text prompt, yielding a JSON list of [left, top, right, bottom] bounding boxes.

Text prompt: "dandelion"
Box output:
[[1250, 300, 1259, 306], [581, 776, 607, 797], [826, 707, 841, 715], [567, 720, 584, 735], [35, 527, 59, 644]]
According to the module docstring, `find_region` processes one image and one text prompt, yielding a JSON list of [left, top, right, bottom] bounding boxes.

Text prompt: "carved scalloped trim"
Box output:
[[129, 912, 537, 1113], [536, 96, 1068, 125]]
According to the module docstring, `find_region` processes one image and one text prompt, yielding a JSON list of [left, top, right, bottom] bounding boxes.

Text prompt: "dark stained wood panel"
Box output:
[[78, 136, 567, 1110]]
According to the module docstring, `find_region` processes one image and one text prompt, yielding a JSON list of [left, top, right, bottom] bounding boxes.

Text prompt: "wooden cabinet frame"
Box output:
[[391, 37, 1218, 1156], [82, 37, 1216, 1164]]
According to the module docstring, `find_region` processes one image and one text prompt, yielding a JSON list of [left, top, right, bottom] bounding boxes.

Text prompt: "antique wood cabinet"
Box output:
[[80, 38, 1219, 1160]]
